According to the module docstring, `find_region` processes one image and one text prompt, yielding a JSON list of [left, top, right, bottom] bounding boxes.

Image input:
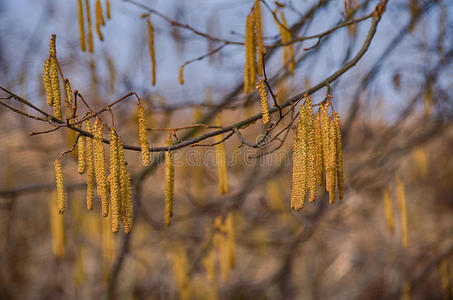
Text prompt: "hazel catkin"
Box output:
[[77, 133, 86, 174], [85, 120, 94, 210], [93, 119, 109, 217], [291, 104, 308, 210], [77, 0, 86, 51], [147, 17, 156, 86], [85, 0, 94, 52], [54, 160, 65, 214], [43, 58, 53, 107], [333, 111, 344, 200], [165, 134, 174, 227], [117, 135, 133, 233], [256, 79, 270, 125], [215, 114, 229, 194], [109, 128, 120, 232], [49, 190, 65, 257], [254, 0, 264, 76], [137, 103, 150, 166]]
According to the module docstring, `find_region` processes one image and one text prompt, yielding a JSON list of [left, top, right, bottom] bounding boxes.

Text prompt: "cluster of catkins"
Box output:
[[54, 119, 133, 234], [291, 96, 344, 210], [77, 0, 111, 52]]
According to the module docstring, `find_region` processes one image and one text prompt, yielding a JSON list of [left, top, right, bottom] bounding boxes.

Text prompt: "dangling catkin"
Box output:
[[85, 120, 94, 210], [85, 0, 94, 52], [244, 13, 256, 94], [147, 17, 156, 86], [314, 112, 323, 186], [137, 103, 150, 166], [49, 190, 65, 257], [64, 80, 74, 118], [277, 13, 294, 75], [305, 98, 317, 203], [93, 119, 109, 217], [291, 104, 308, 210], [95, 0, 104, 41], [226, 212, 236, 269], [117, 135, 133, 233], [179, 64, 184, 85], [77, 0, 86, 51], [165, 135, 174, 227], [328, 118, 337, 204], [77, 134, 86, 174], [320, 103, 330, 190], [106, 0, 111, 19], [215, 114, 228, 194], [256, 79, 270, 125], [396, 177, 408, 247], [49, 35, 62, 120], [333, 111, 344, 199], [109, 128, 120, 232], [254, 0, 263, 76], [43, 58, 53, 107], [54, 160, 65, 214], [383, 187, 394, 234]]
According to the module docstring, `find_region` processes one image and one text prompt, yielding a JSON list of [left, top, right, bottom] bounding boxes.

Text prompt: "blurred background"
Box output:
[[1, 0, 453, 299]]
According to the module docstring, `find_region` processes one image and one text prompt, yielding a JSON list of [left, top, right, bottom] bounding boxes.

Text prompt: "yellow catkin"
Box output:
[[43, 58, 53, 107], [106, 0, 111, 19], [78, 134, 86, 174], [93, 119, 109, 217], [314, 112, 323, 186], [215, 114, 228, 194], [64, 80, 73, 110], [49, 190, 65, 257], [383, 187, 394, 234], [95, 0, 104, 41], [117, 135, 133, 233], [305, 99, 317, 203], [85, 0, 94, 52], [278, 13, 294, 75], [328, 118, 337, 204], [147, 17, 156, 86], [77, 0, 86, 51], [256, 79, 270, 124], [226, 212, 236, 270], [320, 104, 330, 190], [244, 13, 256, 94], [333, 112, 345, 200], [85, 120, 94, 210], [291, 104, 307, 210], [254, 0, 263, 76], [165, 135, 174, 227], [401, 281, 411, 300], [438, 259, 449, 298], [179, 64, 184, 85], [396, 177, 408, 247], [109, 128, 120, 232], [49, 35, 62, 120], [172, 244, 192, 300], [54, 160, 65, 214], [102, 213, 115, 280], [137, 103, 150, 166]]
